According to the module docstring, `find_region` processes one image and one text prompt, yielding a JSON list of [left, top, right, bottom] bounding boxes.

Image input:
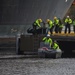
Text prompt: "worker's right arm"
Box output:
[[42, 37, 46, 42]]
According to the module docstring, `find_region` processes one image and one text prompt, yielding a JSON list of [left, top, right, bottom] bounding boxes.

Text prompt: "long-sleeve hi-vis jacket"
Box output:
[[48, 20, 54, 28], [73, 20, 75, 26], [33, 19, 41, 27], [53, 19, 59, 25], [52, 43, 59, 50], [65, 18, 72, 24], [43, 37, 52, 47]]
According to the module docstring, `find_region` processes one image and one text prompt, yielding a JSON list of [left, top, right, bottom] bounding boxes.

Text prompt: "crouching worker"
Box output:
[[32, 18, 42, 30], [38, 34, 52, 58], [42, 34, 52, 49], [52, 40, 62, 58]]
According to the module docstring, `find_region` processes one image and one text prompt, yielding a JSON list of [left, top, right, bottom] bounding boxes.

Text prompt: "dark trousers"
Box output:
[[73, 26, 75, 33], [59, 27, 62, 33], [65, 24, 71, 33], [32, 24, 37, 30], [55, 25, 59, 33], [49, 26, 54, 34]]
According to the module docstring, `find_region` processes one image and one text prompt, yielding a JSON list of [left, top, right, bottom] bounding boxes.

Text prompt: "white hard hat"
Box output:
[[67, 16, 69, 18], [47, 34, 50, 37]]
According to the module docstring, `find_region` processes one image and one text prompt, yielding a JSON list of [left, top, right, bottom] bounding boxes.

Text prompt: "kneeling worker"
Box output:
[[52, 40, 62, 58], [42, 34, 53, 48]]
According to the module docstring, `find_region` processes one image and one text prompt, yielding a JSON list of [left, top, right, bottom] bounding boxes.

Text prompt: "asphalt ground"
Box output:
[[0, 58, 75, 75]]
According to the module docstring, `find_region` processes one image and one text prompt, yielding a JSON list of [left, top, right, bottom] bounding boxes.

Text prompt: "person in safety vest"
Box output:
[[64, 16, 72, 33], [46, 19, 54, 34], [72, 18, 75, 33], [32, 18, 42, 30], [42, 34, 53, 48], [58, 18, 64, 33], [52, 40, 59, 50], [53, 16, 60, 33], [52, 40, 62, 58]]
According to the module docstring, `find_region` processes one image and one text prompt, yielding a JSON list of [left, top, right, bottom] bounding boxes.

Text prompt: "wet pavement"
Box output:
[[0, 58, 75, 75]]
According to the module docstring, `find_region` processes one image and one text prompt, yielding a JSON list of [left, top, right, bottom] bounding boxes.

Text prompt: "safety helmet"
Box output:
[[54, 40, 57, 43], [54, 16, 57, 20], [54, 40, 56, 42], [39, 19, 42, 22], [47, 19, 50, 23], [67, 16, 69, 18], [48, 31, 50, 35], [47, 34, 50, 37]]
